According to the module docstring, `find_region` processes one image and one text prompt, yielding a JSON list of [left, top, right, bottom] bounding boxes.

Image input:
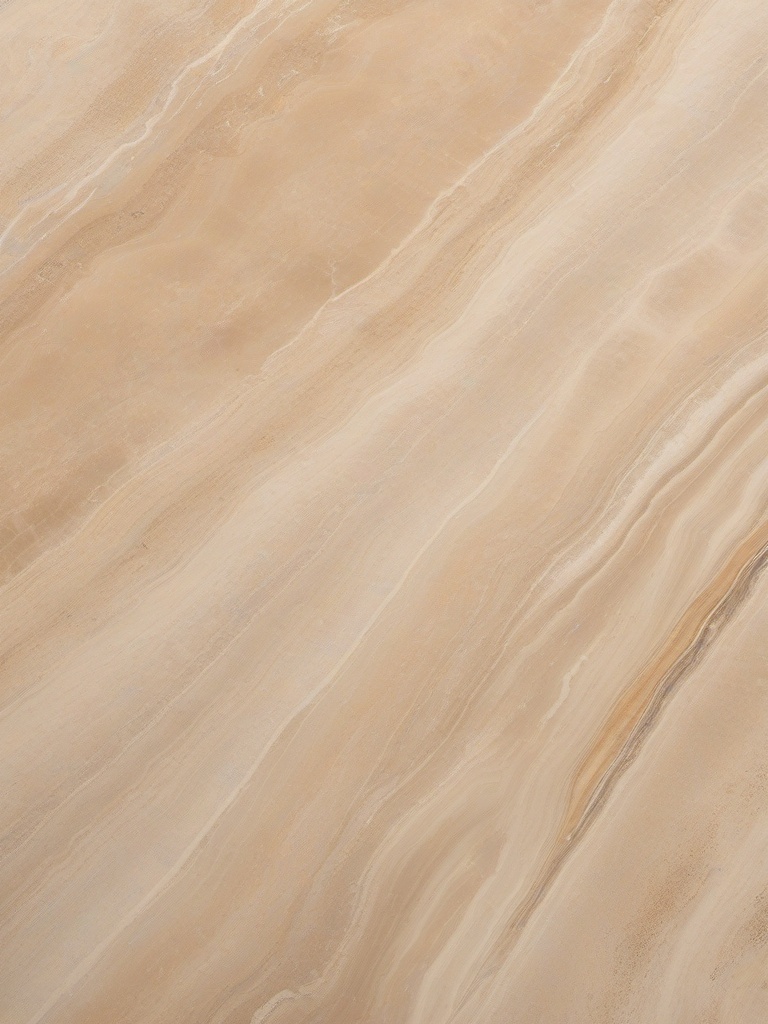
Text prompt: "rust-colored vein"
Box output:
[[464, 516, 768, 997], [566, 517, 768, 839]]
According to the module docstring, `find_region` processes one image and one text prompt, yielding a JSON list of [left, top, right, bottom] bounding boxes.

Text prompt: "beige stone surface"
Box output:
[[1, 0, 768, 1021]]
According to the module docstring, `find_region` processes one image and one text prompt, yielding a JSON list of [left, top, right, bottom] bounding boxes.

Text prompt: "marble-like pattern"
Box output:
[[2, 1, 768, 1021]]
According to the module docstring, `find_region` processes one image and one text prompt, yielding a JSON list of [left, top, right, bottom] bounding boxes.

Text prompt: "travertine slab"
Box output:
[[1, 1, 768, 1021]]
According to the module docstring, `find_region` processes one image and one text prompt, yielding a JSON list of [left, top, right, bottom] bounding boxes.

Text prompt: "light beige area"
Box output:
[[1, 0, 768, 1021]]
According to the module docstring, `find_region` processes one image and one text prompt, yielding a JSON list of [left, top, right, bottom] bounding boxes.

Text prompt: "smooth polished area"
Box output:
[[2, 1, 768, 1022]]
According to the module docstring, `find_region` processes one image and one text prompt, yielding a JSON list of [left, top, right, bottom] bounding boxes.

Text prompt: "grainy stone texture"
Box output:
[[1, 1, 768, 1022]]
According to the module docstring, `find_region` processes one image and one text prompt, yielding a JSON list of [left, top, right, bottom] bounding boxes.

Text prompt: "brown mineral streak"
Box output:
[[2, 0, 768, 1021], [571, 519, 768, 834], [479, 520, 768, 979]]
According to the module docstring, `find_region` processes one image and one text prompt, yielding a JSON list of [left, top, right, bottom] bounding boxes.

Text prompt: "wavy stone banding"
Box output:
[[2, 1, 768, 1022]]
